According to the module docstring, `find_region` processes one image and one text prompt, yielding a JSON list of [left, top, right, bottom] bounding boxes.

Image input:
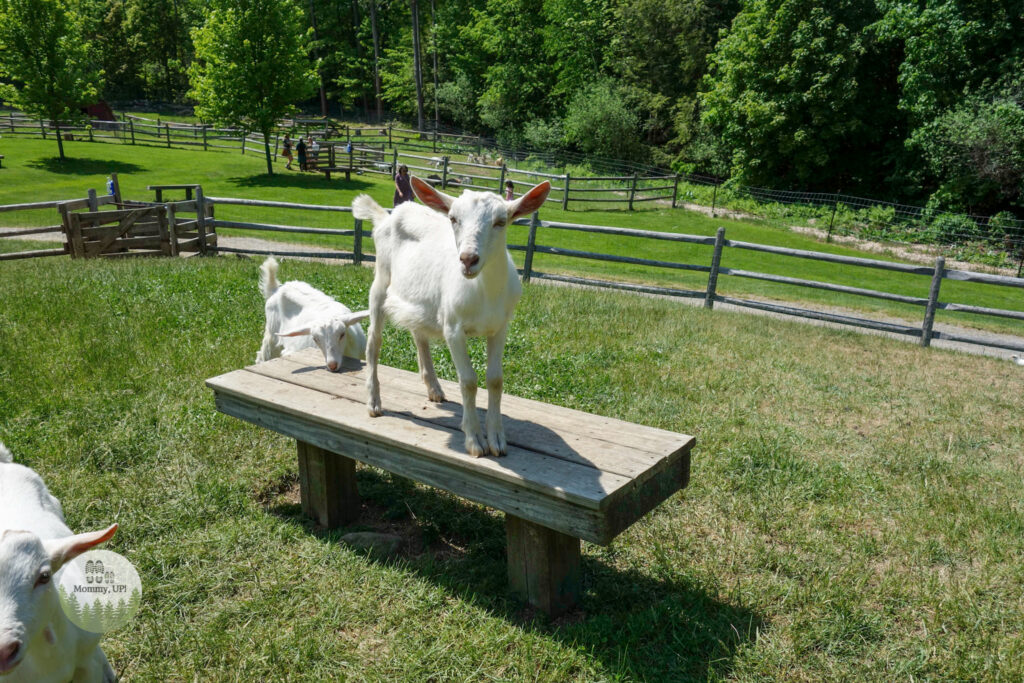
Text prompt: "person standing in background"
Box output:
[[394, 165, 413, 206]]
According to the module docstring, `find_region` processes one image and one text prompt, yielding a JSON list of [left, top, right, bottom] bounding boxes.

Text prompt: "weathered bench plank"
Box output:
[[206, 348, 695, 614]]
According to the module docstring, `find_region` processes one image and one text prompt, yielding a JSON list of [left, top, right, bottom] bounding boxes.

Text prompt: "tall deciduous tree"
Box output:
[[188, 0, 317, 175], [0, 0, 101, 160]]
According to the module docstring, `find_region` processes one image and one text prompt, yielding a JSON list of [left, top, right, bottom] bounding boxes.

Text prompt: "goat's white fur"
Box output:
[[255, 257, 369, 372], [352, 177, 550, 457], [0, 443, 118, 682]]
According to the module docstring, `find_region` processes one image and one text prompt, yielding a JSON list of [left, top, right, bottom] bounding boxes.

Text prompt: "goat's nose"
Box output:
[[327, 361, 339, 371], [460, 252, 480, 269], [0, 640, 22, 672]]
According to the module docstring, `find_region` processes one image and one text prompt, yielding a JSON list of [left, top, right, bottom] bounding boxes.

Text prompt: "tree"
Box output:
[[0, 0, 101, 160], [700, 0, 901, 191], [188, 0, 317, 175]]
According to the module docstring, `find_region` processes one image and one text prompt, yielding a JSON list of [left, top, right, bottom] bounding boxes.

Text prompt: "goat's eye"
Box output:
[[36, 570, 51, 587]]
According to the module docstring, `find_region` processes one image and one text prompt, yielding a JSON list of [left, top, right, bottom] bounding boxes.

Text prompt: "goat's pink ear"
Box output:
[[44, 524, 117, 571], [277, 328, 311, 338], [411, 176, 454, 214], [345, 310, 370, 325], [508, 181, 551, 220]]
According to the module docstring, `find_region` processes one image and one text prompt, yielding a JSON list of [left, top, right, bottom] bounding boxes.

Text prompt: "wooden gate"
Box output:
[[61, 199, 214, 259]]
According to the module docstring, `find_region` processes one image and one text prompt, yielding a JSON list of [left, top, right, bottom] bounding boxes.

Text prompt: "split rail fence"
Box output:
[[194, 195, 1024, 354]]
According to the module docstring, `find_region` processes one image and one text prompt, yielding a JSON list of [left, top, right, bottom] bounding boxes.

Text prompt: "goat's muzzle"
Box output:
[[460, 252, 480, 278], [0, 639, 23, 674]]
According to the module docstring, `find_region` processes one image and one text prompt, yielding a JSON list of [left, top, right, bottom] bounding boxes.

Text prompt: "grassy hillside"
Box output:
[[0, 255, 1022, 680]]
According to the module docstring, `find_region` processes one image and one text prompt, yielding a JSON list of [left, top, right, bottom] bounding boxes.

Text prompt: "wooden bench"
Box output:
[[206, 348, 694, 615], [319, 166, 353, 182]]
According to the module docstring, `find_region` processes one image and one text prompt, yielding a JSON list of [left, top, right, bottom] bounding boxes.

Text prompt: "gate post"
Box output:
[[921, 256, 945, 347]]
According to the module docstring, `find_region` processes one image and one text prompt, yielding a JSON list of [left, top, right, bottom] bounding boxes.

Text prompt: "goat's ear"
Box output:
[[277, 327, 311, 337], [508, 181, 551, 220], [411, 176, 454, 214], [345, 310, 370, 325], [44, 524, 117, 572]]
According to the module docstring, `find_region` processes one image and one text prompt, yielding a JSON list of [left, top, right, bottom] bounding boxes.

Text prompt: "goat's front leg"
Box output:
[[444, 325, 485, 457], [365, 277, 387, 417], [413, 331, 445, 403], [485, 326, 508, 456]]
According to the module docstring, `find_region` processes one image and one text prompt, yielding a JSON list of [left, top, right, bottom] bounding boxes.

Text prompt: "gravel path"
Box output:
[[5, 229, 1022, 361]]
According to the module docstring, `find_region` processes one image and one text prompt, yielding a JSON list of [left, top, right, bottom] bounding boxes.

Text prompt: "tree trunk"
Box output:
[[431, 0, 439, 129], [370, 0, 382, 121], [54, 121, 65, 160], [411, 0, 424, 130], [309, 0, 328, 117], [264, 131, 274, 175]]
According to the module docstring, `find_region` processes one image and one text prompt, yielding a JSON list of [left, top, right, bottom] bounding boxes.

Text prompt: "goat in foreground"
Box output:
[[256, 257, 369, 371], [0, 443, 118, 682], [352, 177, 551, 457]]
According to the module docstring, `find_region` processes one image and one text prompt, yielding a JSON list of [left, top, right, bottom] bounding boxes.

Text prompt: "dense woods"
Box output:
[[2, 0, 1023, 216]]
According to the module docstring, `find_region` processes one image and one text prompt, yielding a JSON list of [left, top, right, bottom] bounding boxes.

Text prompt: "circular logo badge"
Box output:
[[57, 550, 142, 633]]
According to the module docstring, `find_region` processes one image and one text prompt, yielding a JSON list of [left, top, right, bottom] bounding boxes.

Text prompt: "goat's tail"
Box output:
[[259, 256, 280, 300], [0, 443, 13, 463], [352, 194, 389, 226]]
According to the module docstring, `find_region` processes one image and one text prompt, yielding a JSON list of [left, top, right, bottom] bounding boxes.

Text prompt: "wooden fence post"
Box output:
[[671, 174, 680, 209], [353, 217, 363, 266], [711, 184, 717, 217], [498, 164, 506, 194], [523, 211, 540, 283], [203, 126, 208, 151], [129, 119, 135, 145], [562, 173, 570, 211], [628, 173, 638, 211], [165, 123, 171, 148], [195, 186, 210, 256], [387, 125, 392, 148], [348, 143, 354, 172], [87, 189, 98, 213], [392, 148, 398, 172], [441, 156, 449, 188], [40, 120, 46, 139], [827, 193, 840, 242], [165, 203, 178, 257], [921, 256, 945, 347], [705, 227, 726, 309], [110, 172, 122, 205]]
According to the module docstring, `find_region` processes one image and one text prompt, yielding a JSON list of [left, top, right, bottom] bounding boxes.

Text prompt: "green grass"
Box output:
[[1, 255, 1022, 681], [1, 135, 1021, 338]]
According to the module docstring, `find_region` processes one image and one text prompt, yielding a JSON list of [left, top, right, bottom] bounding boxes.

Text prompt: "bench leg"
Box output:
[[506, 515, 581, 616], [297, 441, 360, 528]]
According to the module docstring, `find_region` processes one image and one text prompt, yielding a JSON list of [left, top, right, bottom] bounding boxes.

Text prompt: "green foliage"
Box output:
[[562, 78, 641, 160], [0, 0, 101, 159], [188, 0, 317, 173]]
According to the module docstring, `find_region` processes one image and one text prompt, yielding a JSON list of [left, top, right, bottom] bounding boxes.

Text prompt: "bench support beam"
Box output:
[[506, 515, 581, 616], [297, 441, 360, 528]]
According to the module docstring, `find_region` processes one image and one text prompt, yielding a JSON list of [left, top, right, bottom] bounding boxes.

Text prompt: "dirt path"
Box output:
[[4, 229, 1021, 360]]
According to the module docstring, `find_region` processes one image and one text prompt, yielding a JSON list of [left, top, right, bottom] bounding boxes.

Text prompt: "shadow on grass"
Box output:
[[226, 172, 376, 192], [25, 157, 147, 175], [263, 468, 763, 682]]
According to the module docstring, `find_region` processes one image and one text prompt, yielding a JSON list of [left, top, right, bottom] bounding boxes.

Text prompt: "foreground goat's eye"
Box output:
[[36, 570, 51, 587]]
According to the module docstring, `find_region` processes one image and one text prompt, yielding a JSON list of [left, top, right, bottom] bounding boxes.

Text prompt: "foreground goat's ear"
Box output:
[[44, 524, 118, 572], [277, 328, 311, 337], [346, 310, 370, 325], [508, 181, 551, 220], [411, 176, 454, 214]]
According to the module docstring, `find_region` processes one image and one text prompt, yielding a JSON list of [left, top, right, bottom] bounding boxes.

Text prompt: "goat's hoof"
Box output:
[[367, 400, 383, 417], [427, 388, 446, 403], [486, 432, 507, 457], [465, 433, 486, 458]]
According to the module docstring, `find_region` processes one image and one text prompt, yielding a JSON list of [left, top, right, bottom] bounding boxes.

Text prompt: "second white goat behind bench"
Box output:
[[256, 257, 369, 372], [352, 177, 550, 457]]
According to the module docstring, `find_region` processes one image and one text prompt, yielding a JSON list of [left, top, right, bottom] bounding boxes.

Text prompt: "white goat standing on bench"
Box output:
[[353, 177, 551, 457]]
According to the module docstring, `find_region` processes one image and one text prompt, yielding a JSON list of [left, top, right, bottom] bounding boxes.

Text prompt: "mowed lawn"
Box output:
[[0, 253, 1022, 681], [2, 136, 1023, 340]]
